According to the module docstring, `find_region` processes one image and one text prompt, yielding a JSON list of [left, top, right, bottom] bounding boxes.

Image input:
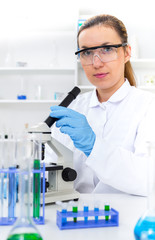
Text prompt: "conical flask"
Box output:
[[134, 142, 155, 239], [6, 136, 43, 240]]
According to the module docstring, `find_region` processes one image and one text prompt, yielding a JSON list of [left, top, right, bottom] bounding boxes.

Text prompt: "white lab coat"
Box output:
[[45, 80, 155, 196]]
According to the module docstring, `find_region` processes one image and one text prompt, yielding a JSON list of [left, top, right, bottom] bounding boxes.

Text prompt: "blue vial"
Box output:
[[94, 204, 99, 222], [83, 205, 89, 223]]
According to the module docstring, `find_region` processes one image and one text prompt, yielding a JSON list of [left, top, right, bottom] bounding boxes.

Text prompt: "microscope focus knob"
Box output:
[[62, 167, 77, 182]]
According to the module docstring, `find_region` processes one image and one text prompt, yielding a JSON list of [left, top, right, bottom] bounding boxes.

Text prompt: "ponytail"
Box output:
[[125, 61, 136, 87]]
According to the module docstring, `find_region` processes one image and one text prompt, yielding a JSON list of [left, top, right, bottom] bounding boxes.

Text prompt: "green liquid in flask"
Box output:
[[7, 233, 43, 240]]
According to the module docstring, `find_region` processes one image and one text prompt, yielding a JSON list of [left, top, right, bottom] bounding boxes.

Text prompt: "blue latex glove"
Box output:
[[50, 106, 96, 157]]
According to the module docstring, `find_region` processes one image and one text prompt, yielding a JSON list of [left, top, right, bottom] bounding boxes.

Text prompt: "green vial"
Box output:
[[33, 159, 40, 219], [73, 206, 78, 223], [104, 204, 110, 221]]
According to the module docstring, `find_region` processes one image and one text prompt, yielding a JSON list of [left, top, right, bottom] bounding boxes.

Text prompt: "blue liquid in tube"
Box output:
[[94, 207, 99, 222], [83, 206, 89, 222], [8, 167, 16, 218]]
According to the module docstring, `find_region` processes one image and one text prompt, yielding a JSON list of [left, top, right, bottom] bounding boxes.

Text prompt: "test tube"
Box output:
[[104, 203, 110, 221], [32, 134, 42, 219], [56, 201, 67, 224], [8, 167, 16, 218], [7, 137, 17, 219], [69, 201, 78, 223], [3, 173, 7, 199], [33, 159, 40, 218], [83, 204, 89, 223], [94, 201, 100, 222]]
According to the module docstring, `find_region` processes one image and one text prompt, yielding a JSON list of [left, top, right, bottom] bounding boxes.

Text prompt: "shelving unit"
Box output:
[[0, 65, 75, 131], [0, 30, 77, 132], [0, 67, 75, 102]]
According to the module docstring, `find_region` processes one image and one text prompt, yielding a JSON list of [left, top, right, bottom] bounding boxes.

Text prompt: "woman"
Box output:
[[48, 14, 155, 195]]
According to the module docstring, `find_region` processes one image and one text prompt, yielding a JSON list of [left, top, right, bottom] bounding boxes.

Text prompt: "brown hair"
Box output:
[[77, 14, 136, 87]]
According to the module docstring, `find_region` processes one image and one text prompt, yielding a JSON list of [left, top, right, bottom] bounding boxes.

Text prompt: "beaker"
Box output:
[[134, 142, 155, 239], [17, 75, 27, 100], [6, 135, 43, 240]]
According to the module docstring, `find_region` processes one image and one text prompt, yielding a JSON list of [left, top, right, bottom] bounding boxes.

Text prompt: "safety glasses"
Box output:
[[75, 43, 127, 65]]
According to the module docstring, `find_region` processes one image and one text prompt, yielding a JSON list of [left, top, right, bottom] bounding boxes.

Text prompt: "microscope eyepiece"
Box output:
[[44, 86, 81, 128]]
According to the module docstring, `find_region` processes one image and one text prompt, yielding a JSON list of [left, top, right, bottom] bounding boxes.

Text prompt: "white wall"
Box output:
[[78, 0, 155, 58], [0, 0, 155, 60]]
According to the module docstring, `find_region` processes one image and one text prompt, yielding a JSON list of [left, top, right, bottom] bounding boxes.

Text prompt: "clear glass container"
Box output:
[[134, 142, 155, 239], [6, 135, 43, 240]]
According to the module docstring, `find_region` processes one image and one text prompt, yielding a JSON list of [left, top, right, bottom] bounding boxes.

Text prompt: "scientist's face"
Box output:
[[78, 25, 131, 102]]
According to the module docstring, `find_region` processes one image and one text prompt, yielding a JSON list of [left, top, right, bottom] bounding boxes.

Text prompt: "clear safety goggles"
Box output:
[[75, 43, 127, 66]]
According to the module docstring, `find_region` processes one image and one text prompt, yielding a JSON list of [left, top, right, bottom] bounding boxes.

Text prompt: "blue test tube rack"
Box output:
[[56, 207, 119, 230], [0, 163, 45, 226]]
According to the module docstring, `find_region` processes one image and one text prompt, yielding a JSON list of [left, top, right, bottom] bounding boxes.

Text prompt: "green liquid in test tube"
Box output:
[[104, 203, 110, 221], [72, 204, 78, 223], [33, 159, 40, 219]]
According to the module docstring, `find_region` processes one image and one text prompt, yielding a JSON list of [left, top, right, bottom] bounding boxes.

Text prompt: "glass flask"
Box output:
[[134, 142, 155, 239], [6, 135, 43, 240]]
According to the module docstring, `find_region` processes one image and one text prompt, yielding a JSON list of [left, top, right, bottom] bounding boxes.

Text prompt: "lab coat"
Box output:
[[45, 80, 155, 196]]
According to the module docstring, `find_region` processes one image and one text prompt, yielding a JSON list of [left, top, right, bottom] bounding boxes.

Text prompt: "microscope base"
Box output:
[[44, 190, 80, 204]]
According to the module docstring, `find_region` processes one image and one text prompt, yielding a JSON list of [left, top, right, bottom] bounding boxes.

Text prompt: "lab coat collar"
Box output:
[[89, 79, 132, 107]]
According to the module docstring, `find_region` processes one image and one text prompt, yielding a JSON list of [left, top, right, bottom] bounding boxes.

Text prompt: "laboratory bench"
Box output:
[[1, 193, 147, 240]]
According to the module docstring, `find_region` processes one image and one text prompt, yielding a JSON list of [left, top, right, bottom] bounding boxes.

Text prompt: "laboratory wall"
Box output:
[[0, 0, 154, 133]]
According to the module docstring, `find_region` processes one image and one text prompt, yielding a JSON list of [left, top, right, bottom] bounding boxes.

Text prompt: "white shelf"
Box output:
[[138, 85, 155, 90], [131, 58, 155, 63], [131, 59, 155, 68], [0, 99, 61, 104], [0, 67, 75, 74]]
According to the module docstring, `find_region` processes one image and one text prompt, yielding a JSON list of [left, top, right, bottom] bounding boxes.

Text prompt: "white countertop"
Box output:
[[1, 193, 147, 240]]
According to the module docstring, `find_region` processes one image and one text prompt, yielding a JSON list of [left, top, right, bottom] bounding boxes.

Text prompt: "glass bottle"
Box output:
[[6, 136, 43, 240], [134, 142, 155, 239]]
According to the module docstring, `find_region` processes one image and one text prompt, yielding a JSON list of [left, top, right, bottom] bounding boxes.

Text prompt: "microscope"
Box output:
[[28, 87, 80, 204]]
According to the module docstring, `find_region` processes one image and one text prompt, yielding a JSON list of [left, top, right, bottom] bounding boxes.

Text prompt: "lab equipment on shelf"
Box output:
[[78, 19, 86, 29], [17, 75, 27, 100], [56, 202, 119, 230], [16, 62, 27, 100]]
